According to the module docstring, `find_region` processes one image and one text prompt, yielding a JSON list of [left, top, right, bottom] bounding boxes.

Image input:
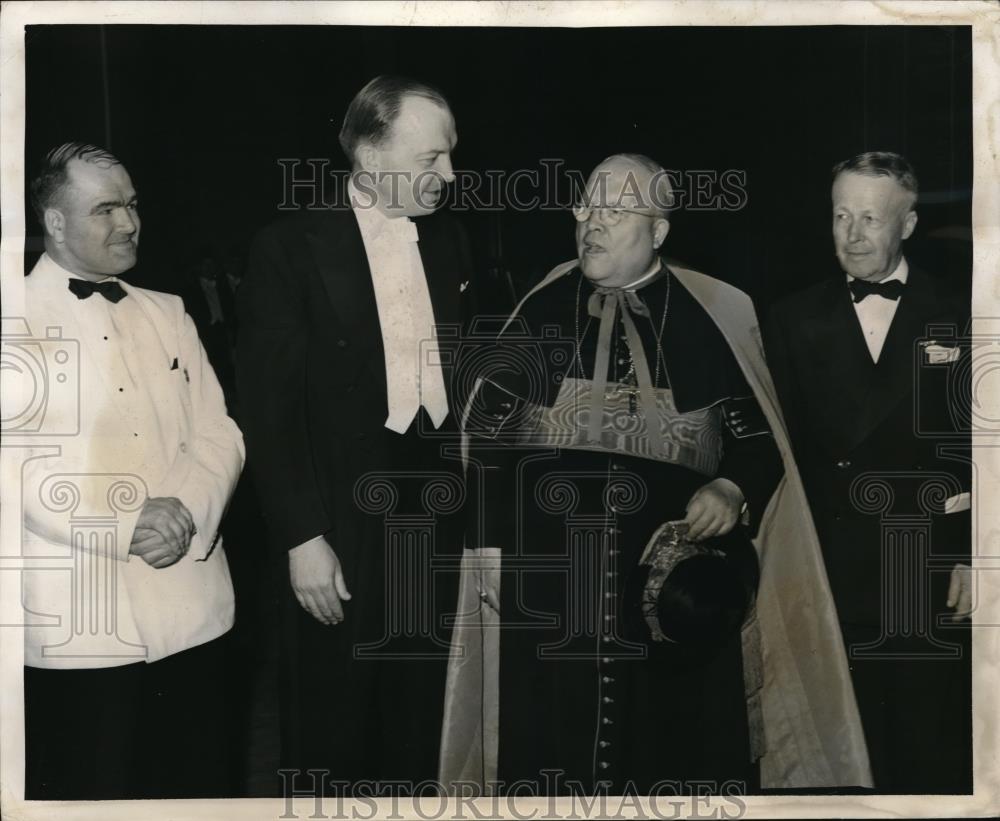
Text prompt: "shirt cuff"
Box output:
[[944, 492, 971, 514]]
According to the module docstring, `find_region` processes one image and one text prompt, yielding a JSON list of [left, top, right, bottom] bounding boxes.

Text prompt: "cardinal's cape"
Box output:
[[439, 261, 872, 790]]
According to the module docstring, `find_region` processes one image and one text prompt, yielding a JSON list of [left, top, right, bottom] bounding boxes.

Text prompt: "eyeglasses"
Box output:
[[572, 203, 662, 226]]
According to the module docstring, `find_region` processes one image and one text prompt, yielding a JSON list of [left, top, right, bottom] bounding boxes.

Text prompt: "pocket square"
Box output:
[[922, 343, 960, 364], [170, 357, 179, 370], [459, 280, 470, 293]]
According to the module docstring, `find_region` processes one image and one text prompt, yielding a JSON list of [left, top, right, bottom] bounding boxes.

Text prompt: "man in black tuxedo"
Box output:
[[765, 152, 972, 793], [236, 76, 472, 790]]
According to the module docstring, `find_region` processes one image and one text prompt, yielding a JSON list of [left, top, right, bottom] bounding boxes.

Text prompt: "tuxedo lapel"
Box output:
[[304, 207, 461, 410], [31, 273, 142, 433], [304, 208, 384, 360], [417, 212, 461, 331], [415, 211, 462, 409], [856, 268, 942, 444], [801, 279, 877, 453], [123, 287, 186, 436]]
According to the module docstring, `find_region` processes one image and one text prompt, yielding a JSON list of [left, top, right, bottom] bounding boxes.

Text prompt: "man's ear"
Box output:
[[355, 142, 380, 173], [43, 208, 64, 242], [901, 209, 918, 241], [652, 218, 670, 250]]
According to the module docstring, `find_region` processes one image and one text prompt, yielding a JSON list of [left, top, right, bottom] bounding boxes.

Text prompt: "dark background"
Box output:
[[21, 23, 974, 795], [25, 24, 972, 310]]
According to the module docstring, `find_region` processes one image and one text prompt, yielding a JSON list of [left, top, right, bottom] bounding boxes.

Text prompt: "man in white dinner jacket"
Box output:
[[18, 142, 244, 800]]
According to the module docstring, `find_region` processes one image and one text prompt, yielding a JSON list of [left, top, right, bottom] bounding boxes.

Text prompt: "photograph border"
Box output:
[[2, 2, 998, 819]]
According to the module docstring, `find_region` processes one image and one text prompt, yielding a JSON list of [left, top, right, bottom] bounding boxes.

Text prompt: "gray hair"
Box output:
[[832, 151, 918, 207]]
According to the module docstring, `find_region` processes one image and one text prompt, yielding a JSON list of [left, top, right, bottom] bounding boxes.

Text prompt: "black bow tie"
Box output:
[[848, 277, 905, 303], [68, 278, 127, 303]]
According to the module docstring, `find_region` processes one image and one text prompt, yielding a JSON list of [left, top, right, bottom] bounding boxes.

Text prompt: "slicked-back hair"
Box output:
[[832, 151, 919, 206], [338, 75, 451, 164], [29, 142, 122, 222], [598, 152, 676, 216]]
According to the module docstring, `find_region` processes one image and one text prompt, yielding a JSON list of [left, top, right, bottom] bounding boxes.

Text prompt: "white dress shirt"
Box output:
[[849, 257, 908, 363], [349, 180, 449, 433], [62, 264, 168, 460]]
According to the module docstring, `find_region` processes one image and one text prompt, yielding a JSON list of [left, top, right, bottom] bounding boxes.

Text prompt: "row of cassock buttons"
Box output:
[[596, 511, 620, 775]]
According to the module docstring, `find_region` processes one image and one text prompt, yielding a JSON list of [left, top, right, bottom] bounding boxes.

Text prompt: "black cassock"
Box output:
[[465, 264, 783, 794]]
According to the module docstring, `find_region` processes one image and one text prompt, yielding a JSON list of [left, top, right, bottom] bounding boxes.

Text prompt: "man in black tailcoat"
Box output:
[[765, 151, 972, 793], [236, 75, 473, 790]]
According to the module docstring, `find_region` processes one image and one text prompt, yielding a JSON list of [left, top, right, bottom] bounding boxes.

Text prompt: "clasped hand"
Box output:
[[129, 496, 196, 568]]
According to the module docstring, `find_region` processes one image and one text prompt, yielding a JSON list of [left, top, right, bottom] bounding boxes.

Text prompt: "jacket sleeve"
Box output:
[[711, 305, 785, 535], [20, 452, 143, 562], [235, 226, 333, 551], [716, 393, 784, 535], [155, 304, 245, 558]]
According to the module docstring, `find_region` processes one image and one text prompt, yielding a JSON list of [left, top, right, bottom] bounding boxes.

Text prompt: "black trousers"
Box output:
[[279, 411, 461, 792], [24, 632, 234, 800], [810, 507, 973, 794], [840, 623, 972, 794]]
